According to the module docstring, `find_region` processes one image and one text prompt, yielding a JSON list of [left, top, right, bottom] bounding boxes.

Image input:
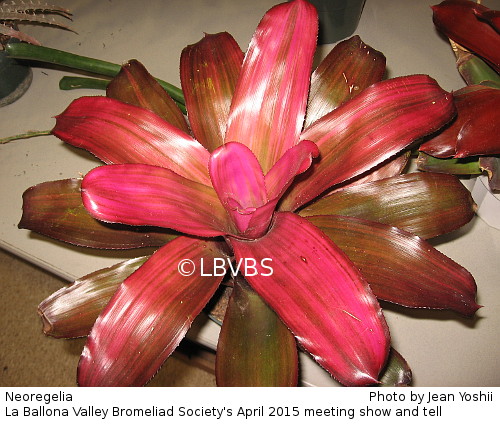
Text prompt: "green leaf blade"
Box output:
[[216, 276, 298, 387], [299, 172, 476, 240], [307, 215, 480, 316], [19, 179, 176, 249]]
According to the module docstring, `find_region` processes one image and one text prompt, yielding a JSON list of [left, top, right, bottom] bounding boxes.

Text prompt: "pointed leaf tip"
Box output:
[[306, 35, 386, 127], [307, 215, 480, 317], [106, 59, 189, 133]]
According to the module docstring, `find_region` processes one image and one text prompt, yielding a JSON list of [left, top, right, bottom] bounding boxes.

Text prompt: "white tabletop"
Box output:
[[1, 0, 499, 386]]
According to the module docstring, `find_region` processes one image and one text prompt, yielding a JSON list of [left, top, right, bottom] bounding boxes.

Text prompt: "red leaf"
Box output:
[[432, 0, 500, 73], [229, 212, 390, 386], [306, 215, 480, 316], [19, 179, 175, 248], [305, 35, 386, 128], [280, 75, 455, 211], [419, 86, 500, 158], [474, 8, 500, 33], [106, 59, 189, 133], [53, 96, 211, 185], [78, 237, 228, 386]]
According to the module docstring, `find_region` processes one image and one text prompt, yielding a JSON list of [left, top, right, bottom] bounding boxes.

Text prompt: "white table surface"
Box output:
[[1, 0, 499, 387]]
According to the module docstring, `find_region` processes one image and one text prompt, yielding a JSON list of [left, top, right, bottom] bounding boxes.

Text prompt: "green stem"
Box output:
[[0, 129, 52, 144], [58, 76, 187, 114], [416, 152, 482, 175], [5, 43, 185, 105], [58, 76, 110, 91]]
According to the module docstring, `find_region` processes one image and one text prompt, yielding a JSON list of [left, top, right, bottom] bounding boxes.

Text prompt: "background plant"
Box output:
[[0, 0, 72, 48], [417, 0, 500, 191]]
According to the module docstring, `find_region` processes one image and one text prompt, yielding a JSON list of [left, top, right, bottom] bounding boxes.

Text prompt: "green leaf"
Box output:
[[5, 42, 185, 105], [417, 152, 482, 175], [39, 256, 149, 338], [452, 43, 500, 87], [306, 215, 480, 316], [299, 172, 476, 240], [216, 276, 298, 387], [59, 76, 110, 91], [19, 179, 176, 248], [379, 348, 412, 387]]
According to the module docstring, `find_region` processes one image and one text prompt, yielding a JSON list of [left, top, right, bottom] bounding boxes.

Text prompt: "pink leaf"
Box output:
[[82, 164, 234, 237], [265, 140, 319, 199], [209, 142, 267, 234], [209, 141, 319, 238], [53, 96, 211, 185], [224, 0, 318, 173], [78, 237, 228, 386], [229, 212, 390, 386]]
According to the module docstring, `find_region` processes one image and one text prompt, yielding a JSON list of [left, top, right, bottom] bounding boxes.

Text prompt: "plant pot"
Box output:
[[0, 39, 33, 107], [471, 175, 500, 230], [308, 0, 366, 44]]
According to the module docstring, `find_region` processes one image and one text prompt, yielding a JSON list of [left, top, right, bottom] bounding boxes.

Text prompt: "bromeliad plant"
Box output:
[[20, 0, 480, 386], [417, 0, 500, 190]]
